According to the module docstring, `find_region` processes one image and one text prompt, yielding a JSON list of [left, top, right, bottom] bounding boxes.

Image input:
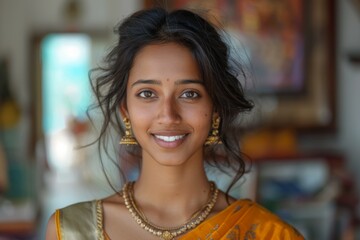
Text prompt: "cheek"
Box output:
[[126, 94, 151, 120], [128, 108, 150, 127], [126, 105, 151, 136], [128, 115, 149, 143], [193, 112, 213, 134]]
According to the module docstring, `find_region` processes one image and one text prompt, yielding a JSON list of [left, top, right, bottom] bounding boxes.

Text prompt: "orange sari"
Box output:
[[180, 199, 304, 240]]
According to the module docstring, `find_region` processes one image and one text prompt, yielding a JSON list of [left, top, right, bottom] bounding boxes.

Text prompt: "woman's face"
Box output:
[[122, 42, 215, 166]]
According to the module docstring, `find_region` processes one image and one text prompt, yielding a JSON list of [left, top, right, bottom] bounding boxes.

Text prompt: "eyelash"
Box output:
[[180, 90, 200, 99], [138, 90, 155, 98]]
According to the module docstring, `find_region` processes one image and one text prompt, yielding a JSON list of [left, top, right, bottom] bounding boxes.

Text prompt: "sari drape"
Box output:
[[180, 199, 304, 240]]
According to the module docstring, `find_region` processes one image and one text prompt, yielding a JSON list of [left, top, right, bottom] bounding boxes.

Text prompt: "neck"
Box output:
[[122, 180, 219, 239], [136, 171, 210, 204], [136, 155, 209, 202], [129, 152, 212, 225]]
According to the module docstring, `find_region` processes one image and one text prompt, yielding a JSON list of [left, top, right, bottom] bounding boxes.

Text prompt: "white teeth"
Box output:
[[154, 135, 185, 142]]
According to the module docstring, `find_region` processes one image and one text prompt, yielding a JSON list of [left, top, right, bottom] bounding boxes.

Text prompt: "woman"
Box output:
[[46, 7, 304, 240]]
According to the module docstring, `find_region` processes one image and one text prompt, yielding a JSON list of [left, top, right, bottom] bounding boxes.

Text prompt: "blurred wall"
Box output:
[[335, 0, 360, 195], [299, 0, 360, 202], [0, 0, 360, 200], [0, 0, 140, 161]]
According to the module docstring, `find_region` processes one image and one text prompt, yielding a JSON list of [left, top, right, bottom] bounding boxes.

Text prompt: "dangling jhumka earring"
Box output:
[[119, 118, 138, 145], [204, 116, 222, 146]]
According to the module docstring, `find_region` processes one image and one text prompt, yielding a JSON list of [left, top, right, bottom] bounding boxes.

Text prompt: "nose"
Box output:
[[157, 97, 181, 124]]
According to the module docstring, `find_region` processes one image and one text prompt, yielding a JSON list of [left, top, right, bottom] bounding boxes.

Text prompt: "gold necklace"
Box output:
[[122, 181, 219, 240]]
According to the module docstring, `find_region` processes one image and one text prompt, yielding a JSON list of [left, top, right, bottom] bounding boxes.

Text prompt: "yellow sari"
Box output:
[[56, 199, 304, 240], [180, 199, 304, 240]]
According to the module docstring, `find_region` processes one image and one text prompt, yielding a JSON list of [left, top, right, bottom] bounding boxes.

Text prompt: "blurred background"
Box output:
[[0, 0, 359, 239]]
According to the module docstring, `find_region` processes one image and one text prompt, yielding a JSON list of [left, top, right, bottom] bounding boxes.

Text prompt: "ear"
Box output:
[[212, 111, 220, 120], [119, 101, 128, 119]]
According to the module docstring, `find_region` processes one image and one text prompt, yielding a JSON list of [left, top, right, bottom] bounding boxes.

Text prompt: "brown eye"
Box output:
[[180, 91, 199, 99], [138, 90, 155, 98]]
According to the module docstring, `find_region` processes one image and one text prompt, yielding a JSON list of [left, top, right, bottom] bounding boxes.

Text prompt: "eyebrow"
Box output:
[[131, 79, 203, 87], [175, 79, 203, 85], [131, 79, 161, 87]]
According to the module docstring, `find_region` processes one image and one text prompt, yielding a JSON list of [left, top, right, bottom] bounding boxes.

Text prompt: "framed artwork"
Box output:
[[144, 0, 336, 132]]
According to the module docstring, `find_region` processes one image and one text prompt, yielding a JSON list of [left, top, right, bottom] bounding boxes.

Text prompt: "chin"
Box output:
[[154, 156, 189, 167], [145, 151, 202, 168]]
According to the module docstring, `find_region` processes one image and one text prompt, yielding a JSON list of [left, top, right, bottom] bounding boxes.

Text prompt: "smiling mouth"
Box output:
[[154, 134, 186, 142]]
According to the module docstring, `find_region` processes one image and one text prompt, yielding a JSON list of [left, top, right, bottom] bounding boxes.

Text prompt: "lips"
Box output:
[[151, 132, 189, 148]]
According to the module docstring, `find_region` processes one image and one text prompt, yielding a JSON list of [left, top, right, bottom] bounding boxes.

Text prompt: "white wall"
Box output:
[[0, 0, 141, 159]]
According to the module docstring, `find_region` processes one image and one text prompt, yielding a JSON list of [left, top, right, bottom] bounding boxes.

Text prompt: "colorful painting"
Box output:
[[146, 0, 305, 94]]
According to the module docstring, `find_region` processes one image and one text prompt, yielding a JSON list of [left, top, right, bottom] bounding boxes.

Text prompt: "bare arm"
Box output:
[[45, 213, 58, 240]]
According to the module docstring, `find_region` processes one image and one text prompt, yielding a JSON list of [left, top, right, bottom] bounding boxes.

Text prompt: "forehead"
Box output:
[[128, 42, 201, 83]]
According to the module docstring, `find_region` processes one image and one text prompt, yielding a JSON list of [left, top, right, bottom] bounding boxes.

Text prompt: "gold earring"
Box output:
[[205, 116, 222, 146], [120, 118, 138, 145]]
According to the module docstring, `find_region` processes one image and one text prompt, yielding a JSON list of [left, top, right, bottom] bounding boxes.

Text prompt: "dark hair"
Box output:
[[89, 7, 254, 198]]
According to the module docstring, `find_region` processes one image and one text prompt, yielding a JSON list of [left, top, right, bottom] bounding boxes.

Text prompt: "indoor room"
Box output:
[[0, 0, 360, 239]]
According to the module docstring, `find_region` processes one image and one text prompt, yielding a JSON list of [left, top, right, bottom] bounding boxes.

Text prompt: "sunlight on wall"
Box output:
[[42, 34, 91, 134], [41, 34, 91, 171]]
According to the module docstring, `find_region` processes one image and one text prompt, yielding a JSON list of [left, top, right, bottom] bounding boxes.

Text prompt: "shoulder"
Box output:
[[45, 201, 96, 240], [57, 200, 100, 226], [56, 200, 99, 221], [44, 193, 132, 240], [234, 199, 281, 219], [230, 199, 283, 221], [231, 199, 304, 239], [59, 200, 98, 214], [47, 200, 103, 240]]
